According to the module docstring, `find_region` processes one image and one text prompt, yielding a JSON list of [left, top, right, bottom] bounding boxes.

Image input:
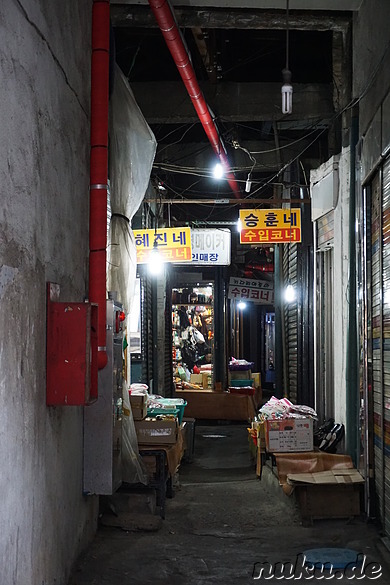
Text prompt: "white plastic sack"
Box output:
[[122, 382, 148, 485]]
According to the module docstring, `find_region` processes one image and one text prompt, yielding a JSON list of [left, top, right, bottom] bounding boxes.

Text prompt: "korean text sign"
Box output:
[[134, 227, 192, 264], [239, 209, 301, 244], [228, 281, 275, 305]]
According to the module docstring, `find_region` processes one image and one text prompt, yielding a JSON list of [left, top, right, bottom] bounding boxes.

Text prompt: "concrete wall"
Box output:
[[353, 0, 390, 137], [0, 2, 97, 584]]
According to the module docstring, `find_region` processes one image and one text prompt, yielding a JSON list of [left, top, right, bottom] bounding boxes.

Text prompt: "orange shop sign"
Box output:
[[134, 227, 192, 264], [239, 209, 301, 244]]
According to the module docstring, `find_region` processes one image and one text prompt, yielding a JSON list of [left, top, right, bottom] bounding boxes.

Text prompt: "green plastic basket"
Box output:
[[229, 379, 254, 387]]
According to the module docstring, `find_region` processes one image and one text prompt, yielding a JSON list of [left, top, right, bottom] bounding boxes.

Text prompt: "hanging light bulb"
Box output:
[[237, 301, 247, 310], [245, 173, 252, 193], [281, 69, 293, 114], [148, 241, 164, 275], [281, 0, 293, 115]]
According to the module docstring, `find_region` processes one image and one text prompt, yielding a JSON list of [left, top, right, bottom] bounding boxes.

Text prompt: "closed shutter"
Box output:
[[316, 210, 334, 250], [140, 274, 153, 386], [370, 159, 390, 537], [283, 242, 298, 403]]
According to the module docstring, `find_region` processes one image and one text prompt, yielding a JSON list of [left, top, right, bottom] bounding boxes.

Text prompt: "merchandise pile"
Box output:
[[258, 396, 317, 421], [228, 357, 255, 395], [129, 383, 186, 423]]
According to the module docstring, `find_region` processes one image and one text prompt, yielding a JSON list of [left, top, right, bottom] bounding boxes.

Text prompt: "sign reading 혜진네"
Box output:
[[239, 209, 301, 244], [134, 227, 192, 264]]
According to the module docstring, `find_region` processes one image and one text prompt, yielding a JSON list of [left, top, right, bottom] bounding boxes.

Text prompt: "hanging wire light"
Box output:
[[281, 0, 293, 115]]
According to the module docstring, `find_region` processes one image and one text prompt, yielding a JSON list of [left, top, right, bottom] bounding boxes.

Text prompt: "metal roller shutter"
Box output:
[[283, 242, 298, 403], [140, 274, 153, 386], [370, 159, 390, 537]]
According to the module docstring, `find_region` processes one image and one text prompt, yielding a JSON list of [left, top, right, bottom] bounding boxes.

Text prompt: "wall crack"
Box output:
[[14, 0, 88, 118]]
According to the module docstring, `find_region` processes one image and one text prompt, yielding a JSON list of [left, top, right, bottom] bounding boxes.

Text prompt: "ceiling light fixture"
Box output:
[[281, 0, 293, 115]]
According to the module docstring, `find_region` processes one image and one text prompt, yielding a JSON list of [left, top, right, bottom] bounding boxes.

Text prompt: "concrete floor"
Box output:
[[69, 423, 390, 584]]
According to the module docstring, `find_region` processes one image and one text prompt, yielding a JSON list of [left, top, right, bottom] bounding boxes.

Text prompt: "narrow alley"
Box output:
[[69, 424, 390, 584]]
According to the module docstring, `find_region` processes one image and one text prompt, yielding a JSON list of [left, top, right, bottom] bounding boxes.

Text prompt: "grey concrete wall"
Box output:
[[353, 0, 390, 136], [0, 1, 97, 584]]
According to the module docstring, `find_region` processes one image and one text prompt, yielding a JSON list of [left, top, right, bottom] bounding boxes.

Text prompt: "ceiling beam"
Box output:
[[145, 197, 311, 205], [111, 6, 351, 32], [130, 81, 334, 124]]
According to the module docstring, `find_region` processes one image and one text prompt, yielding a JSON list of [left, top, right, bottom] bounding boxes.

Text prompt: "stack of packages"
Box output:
[[257, 396, 317, 453], [128, 383, 187, 445], [228, 358, 255, 395]]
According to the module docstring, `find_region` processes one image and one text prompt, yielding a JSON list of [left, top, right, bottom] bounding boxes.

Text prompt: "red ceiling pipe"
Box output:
[[148, 0, 241, 198], [89, 0, 110, 369]]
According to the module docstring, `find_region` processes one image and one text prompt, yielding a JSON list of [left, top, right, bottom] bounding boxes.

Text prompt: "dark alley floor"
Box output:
[[69, 424, 390, 584]]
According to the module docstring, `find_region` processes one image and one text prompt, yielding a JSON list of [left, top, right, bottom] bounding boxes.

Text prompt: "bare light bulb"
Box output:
[[148, 245, 164, 275], [245, 174, 252, 193], [284, 283, 295, 303], [237, 301, 247, 310], [281, 68, 293, 115], [213, 163, 224, 179]]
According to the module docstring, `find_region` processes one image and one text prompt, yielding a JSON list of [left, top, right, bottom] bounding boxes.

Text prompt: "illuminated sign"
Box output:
[[239, 209, 301, 244], [188, 228, 231, 265], [134, 227, 192, 264]]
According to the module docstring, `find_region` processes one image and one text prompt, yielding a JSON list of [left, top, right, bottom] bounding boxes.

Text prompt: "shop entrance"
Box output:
[[172, 284, 214, 391]]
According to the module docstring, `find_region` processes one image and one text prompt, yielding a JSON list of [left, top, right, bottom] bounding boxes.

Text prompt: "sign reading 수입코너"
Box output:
[[239, 209, 301, 244], [134, 227, 192, 264], [228, 277, 274, 305], [190, 228, 231, 265]]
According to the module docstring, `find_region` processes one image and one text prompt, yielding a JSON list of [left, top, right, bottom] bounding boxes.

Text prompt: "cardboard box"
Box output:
[[135, 418, 178, 445], [131, 404, 147, 421], [295, 484, 362, 521], [251, 372, 261, 388], [129, 393, 147, 408], [229, 369, 252, 381], [266, 418, 313, 452], [190, 373, 203, 385], [202, 372, 211, 389]]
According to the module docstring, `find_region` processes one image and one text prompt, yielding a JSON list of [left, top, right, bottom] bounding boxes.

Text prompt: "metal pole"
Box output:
[[345, 106, 359, 465], [274, 244, 284, 398]]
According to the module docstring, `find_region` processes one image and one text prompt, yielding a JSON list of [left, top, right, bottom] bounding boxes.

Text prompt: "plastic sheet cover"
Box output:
[[108, 66, 156, 485], [107, 64, 156, 324]]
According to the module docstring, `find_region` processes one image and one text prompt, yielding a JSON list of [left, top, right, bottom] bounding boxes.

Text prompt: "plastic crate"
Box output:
[[147, 407, 180, 419], [158, 399, 188, 424]]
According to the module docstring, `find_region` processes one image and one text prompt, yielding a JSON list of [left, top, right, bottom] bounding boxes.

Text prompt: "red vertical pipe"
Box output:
[[89, 0, 110, 369], [148, 0, 241, 197]]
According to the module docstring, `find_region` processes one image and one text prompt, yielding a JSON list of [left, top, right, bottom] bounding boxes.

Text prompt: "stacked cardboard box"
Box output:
[[135, 418, 178, 444], [129, 393, 147, 421]]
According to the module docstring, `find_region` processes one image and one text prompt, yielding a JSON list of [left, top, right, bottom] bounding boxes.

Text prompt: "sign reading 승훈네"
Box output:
[[239, 209, 301, 244]]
